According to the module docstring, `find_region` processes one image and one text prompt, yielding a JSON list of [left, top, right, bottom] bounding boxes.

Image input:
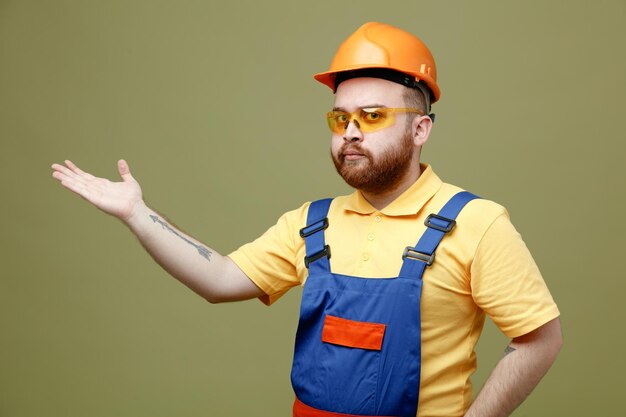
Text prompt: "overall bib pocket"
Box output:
[[322, 315, 386, 351]]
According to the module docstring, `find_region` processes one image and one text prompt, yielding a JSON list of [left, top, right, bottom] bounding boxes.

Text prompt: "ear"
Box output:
[[412, 115, 433, 147]]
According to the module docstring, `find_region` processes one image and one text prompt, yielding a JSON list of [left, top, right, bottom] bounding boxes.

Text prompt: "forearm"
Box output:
[[464, 318, 562, 417], [125, 201, 257, 303], [52, 159, 262, 302]]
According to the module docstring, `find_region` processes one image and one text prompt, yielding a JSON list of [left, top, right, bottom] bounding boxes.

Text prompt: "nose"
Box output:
[[343, 119, 363, 143]]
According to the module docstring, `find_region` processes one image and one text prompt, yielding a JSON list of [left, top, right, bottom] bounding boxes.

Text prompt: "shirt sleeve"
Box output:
[[227, 203, 309, 306], [470, 213, 560, 338]]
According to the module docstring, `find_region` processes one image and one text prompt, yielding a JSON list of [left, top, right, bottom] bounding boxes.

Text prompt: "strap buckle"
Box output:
[[299, 218, 329, 238], [402, 246, 435, 267], [304, 245, 331, 268], [424, 213, 456, 233]]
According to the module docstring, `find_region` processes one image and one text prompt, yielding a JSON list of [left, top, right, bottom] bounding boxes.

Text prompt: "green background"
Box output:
[[1, 0, 624, 416]]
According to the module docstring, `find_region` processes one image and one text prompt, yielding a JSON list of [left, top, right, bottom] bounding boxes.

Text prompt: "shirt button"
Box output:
[[374, 215, 382, 223], [367, 233, 375, 241], [362, 253, 370, 261]]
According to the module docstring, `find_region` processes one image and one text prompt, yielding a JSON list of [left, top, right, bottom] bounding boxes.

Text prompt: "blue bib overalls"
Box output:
[[291, 192, 478, 417]]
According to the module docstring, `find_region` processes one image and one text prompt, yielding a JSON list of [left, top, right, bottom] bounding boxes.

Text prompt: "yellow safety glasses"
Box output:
[[326, 107, 424, 134]]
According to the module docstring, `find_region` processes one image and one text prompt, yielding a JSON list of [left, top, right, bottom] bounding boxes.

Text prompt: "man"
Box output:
[[51, 22, 561, 417]]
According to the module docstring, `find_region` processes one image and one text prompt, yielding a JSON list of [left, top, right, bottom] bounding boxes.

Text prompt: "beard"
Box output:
[[331, 130, 415, 195]]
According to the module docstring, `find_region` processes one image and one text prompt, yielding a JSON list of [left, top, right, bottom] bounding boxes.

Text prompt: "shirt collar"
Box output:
[[343, 164, 443, 216]]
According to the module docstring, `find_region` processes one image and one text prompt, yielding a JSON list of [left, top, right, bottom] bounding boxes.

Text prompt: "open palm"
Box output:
[[51, 159, 143, 222]]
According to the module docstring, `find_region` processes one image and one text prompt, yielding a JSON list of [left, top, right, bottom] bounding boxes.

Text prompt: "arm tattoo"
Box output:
[[149, 215, 212, 261], [503, 345, 517, 357]]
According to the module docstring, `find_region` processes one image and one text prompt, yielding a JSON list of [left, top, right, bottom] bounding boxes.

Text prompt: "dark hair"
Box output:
[[403, 86, 427, 115], [335, 68, 432, 115]]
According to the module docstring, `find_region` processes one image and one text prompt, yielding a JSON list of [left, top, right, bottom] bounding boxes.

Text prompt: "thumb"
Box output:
[[117, 159, 135, 182]]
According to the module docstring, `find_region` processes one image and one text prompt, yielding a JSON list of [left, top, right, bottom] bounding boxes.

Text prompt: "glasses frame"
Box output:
[[326, 107, 424, 134]]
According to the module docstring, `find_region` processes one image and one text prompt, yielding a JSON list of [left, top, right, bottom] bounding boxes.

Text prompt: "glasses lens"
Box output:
[[358, 108, 393, 132], [327, 111, 350, 134]]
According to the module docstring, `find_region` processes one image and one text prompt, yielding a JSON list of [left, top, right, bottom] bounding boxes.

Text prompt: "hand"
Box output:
[[51, 159, 144, 223]]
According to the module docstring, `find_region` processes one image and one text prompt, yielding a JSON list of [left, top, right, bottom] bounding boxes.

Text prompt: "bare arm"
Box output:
[[51, 159, 264, 303], [464, 317, 563, 417]]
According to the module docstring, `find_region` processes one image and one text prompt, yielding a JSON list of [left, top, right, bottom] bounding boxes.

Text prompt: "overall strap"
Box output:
[[399, 191, 479, 279], [300, 198, 333, 275]]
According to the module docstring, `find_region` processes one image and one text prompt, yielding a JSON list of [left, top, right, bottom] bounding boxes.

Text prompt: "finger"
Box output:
[[117, 159, 135, 182], [51, 162, 68, 173], [65, 160, 95, 180], [51, 162, 80, 180], [52, 163, 91, 189], [51, 170, 66, 182], [51, 163, 64, 175]]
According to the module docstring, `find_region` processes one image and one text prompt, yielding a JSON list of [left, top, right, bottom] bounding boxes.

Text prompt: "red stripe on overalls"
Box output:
[[293, 397, 397, 417]]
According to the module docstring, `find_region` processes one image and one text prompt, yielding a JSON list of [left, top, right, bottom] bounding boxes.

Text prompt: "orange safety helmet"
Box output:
[[314, 22, 440, 104]]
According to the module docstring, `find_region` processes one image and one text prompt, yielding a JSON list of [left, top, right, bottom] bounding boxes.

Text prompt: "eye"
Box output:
[[361, 109, 385, 123], [333, 112, 349, 124]]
